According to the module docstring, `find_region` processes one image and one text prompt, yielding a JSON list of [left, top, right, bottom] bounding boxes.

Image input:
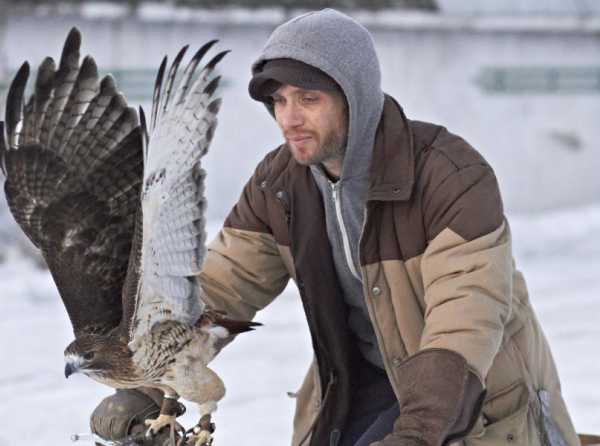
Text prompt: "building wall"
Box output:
[[0, 7, 598, 218], [375, 23, 600, 215]]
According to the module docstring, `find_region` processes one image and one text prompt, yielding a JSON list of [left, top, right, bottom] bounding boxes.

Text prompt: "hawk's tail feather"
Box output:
[[224, 319, 263, 335], [197, 311, 263, 335]]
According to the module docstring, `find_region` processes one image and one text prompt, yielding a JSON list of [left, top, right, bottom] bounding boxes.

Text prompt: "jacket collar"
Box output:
[[368, 95, 415, 202]]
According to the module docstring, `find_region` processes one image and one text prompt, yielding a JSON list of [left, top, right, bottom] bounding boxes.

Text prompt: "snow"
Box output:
[[1, 204, 599, 445]]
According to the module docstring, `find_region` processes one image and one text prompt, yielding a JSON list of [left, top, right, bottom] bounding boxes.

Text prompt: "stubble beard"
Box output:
[[319, 127, 347, 166], [289, 126, 348, 168]]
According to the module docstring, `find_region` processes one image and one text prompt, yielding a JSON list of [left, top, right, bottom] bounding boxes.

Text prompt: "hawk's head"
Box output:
[[63, 334, 130, 381]]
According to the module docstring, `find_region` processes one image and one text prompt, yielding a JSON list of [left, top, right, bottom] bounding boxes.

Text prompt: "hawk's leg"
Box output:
[[145, 393, 185, 442], [187, 401, 217, 446]]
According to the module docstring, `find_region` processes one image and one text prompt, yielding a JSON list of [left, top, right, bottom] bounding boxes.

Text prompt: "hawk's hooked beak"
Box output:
[[64, 361, 79, 378]]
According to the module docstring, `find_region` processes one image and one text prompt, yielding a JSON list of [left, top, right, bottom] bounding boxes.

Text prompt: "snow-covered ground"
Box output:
[[0, 205, 599, 445]]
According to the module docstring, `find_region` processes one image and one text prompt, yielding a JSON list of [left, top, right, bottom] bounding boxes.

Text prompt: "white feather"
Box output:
[[128, 48, 222, 342]]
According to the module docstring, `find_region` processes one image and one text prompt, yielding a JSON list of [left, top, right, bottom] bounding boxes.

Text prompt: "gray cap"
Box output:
[[248, 58, 340, 102]]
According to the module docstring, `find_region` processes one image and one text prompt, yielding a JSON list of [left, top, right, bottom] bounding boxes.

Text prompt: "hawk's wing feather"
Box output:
[[0, 122, 6, 175], [150, 57, 167, 132], [156, 45, 189, 125], [23, 57, 55, 145], [48, 55, 99, 154], [172, 39, 218, 107], [39, 28, 81, 150], [123, 44, 226, 342], [1, 28, 143, 337], [5, 62, 28, 149]]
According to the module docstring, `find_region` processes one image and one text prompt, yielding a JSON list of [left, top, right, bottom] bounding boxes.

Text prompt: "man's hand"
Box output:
[[371, 349, 485, 446]]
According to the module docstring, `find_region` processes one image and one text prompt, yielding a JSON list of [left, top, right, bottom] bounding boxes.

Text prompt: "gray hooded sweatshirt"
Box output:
[[252, 9, 386, 368]]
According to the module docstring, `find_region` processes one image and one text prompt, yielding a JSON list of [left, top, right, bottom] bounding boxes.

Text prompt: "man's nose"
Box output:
[[277, 103, 304, 129]]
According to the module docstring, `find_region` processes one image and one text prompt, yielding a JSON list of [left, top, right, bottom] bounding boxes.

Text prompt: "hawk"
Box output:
[[0, 28, 258, 445]]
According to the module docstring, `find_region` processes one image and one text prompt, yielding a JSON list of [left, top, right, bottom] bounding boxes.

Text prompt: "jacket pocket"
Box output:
[[483, 380, 529, 425], [464, 381, 540, 446], [465, 402, 534, 446]]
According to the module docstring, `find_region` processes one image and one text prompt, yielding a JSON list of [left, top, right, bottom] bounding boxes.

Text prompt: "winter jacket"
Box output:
[[249, 7, 387, 370], [197, 95, 579, 446]]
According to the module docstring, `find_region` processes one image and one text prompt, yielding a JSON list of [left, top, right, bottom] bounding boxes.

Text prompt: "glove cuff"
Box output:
[[393, 348, 485, 446], [90, 389, 160, 440]]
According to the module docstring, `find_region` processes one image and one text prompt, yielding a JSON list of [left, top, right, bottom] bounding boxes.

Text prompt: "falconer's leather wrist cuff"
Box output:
[[91, 389, 161, 440], [388, 348, 486, 446]]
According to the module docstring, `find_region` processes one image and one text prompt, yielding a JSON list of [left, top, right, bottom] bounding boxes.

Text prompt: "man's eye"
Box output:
[[271, 97, 284, 104], [302, 96, 318, 103]]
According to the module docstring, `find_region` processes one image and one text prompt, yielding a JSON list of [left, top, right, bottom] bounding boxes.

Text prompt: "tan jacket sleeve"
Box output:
[[419, 161, 512, 382], [196, 155, 290, 322], [197, 227, 290, 322]]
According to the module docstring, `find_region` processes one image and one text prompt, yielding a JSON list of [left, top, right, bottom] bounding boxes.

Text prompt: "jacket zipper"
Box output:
[[329, 181, 361, 281]]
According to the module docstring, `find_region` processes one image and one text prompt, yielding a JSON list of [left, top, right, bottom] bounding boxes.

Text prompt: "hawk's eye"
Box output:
[[83, 352, 95, 361]]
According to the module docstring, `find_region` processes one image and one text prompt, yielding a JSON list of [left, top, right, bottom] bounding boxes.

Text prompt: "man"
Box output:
[[92, 8, 580, 446]]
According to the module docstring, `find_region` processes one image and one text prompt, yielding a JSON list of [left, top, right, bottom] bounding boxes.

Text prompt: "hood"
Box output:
[[251, 8, 385, 180]]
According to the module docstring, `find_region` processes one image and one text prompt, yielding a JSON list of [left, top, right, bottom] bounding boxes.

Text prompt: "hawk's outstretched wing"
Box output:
[[1, 28, 143, 337], [120, 42, 228, 343]]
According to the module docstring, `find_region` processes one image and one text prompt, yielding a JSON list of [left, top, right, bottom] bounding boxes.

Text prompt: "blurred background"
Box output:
[[0, 1, 598, 445]]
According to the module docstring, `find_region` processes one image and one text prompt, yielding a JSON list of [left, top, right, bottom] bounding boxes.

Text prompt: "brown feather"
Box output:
[[1, 27, 143, 338], [196, 310, 262, 335]]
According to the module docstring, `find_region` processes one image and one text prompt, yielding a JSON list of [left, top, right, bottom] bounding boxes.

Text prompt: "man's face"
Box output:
[[271, 84, 348, 175]]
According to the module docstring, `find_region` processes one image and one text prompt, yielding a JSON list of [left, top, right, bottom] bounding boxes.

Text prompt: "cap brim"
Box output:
[[248, 74, 283, 102], [248, 59, 339, 102]]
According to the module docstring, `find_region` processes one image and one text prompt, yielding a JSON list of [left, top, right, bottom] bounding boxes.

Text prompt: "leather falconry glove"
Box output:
[[371, 349, 486, 446], [91, 388, 182, 446]]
